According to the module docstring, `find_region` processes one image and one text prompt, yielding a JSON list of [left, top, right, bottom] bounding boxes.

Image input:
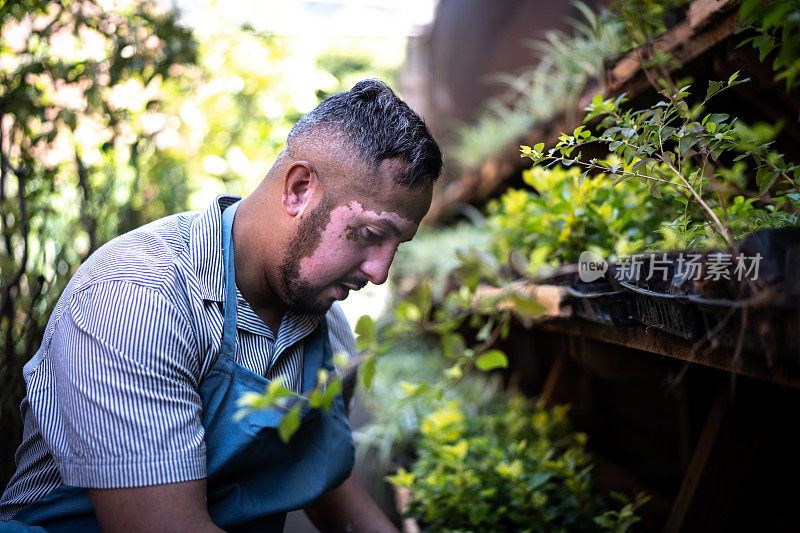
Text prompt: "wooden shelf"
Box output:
[[532, 316, 800, 389]]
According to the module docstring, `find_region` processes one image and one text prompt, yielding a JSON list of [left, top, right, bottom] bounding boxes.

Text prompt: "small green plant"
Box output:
[[487, 161, 675, 272], [388, 397, 648, 532], [450, 103, 534, 171], [521, 75, 800, 251]]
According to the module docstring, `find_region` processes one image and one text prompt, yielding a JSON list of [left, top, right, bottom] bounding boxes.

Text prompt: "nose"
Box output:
[[361, 244, 397, 286]]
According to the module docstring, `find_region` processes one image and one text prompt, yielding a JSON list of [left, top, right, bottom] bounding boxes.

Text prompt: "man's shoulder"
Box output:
[[69, 211, 200, 296]]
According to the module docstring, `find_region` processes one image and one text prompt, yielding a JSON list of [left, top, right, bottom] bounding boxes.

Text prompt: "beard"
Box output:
[[278, 197, 337, 315]]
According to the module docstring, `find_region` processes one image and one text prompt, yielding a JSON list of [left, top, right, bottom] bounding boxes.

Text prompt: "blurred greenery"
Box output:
[[314, 40, 400, 102], [353, 336, 507, 474], [0, 0, 198, 485], [389, 220, 492, 301], [388, 397, 649, 532], [0, 0, 402, 487]]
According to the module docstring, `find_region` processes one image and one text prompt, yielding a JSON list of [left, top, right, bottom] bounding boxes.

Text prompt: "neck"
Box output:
[[232, 195, 286, 334]]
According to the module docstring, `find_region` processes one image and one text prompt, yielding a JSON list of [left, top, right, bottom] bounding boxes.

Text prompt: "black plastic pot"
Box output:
[[612, 252, 706, 339], [690, 294, 800, 364], [687, 227, 800, 361], [619, 279, 704, 339], [565, 281, 636, 327]]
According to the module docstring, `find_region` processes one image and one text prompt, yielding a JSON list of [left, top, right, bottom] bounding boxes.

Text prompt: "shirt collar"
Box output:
[[190, 194, 238, 303], [189, 194, 320, 337]]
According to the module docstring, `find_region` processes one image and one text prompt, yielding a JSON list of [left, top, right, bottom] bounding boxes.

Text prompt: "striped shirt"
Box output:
[[0, 195, 358, 520]]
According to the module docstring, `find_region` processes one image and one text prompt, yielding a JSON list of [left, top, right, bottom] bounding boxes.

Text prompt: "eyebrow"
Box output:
[[378, 218, 402, 238]]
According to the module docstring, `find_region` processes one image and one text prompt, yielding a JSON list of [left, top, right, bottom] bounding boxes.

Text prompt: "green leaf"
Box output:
[[756, 167, 779, 194], [706, 80, 723, 98], [332, 351, 349, 370], [612, 174, 631, 187], [444, 364, 463, 380], [354, 315, 375, 350], [649, 181, 662, 199], [399, 381, 419, 396], [322, 379, 342, 410], [511, 293, 543, 319], [476, 321, 492, 341], [475, 349, 508, 371], [278, 404, 302, 443], [441, 333, 466, 360], [399, 380, 431, 398], [361, 357, 376, 389], [308, 389, 324, 408], [408, 281, 433, 318], [386, 467, 414, 488], [577, 169, 589, 187], [396, 301, 421, 322]]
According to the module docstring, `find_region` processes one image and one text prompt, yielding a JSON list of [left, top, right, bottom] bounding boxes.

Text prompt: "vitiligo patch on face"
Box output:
[[276, 150, 432, 314], [344, 223, 360, 242], [279, 199, 422, 314]]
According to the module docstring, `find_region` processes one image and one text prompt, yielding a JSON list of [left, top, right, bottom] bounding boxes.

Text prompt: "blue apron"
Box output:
[[5, 200, 355, 532]]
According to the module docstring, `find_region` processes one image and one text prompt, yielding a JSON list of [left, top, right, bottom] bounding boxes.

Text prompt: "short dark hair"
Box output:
[[288, 79, 442, 186]]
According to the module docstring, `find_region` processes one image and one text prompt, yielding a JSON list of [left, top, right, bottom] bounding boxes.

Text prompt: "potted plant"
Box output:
[[486, 162, 674, 327], [521, 73, 800, 343]]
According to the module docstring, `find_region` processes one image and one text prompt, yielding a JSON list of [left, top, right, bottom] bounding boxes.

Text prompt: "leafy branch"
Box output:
[[521, 73, 800, 251]]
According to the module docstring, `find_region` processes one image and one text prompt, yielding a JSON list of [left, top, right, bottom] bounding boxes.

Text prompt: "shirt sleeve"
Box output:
[[41, 280, 206, 489], [325, 303, 358, 413]]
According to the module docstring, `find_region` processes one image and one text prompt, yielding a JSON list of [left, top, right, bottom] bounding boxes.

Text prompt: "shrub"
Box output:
[[487, 161, 675, 272], [389, 397, 647, 532]]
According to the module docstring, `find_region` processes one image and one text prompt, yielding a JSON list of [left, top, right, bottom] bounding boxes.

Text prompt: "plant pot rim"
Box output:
[[564, 284, 624, 300], [688, 293, 800, 311], [618, 280, 693, 303]]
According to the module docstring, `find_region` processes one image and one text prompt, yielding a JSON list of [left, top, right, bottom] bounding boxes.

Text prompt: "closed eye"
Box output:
[[362, 228, 384, 244]]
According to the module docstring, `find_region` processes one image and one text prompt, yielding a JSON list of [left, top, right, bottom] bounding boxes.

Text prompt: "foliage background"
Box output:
[[0, 0, 406, 487]]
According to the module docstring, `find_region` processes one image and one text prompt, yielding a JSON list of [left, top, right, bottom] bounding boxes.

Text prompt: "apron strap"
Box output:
[[220, 200, 241, 358]]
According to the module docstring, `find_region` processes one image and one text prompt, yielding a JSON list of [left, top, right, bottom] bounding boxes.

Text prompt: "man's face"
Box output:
[[278, 164, 432, 315]]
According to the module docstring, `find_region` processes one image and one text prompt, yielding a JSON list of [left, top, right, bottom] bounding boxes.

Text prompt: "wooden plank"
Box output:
[[688, 0, 732, 30], [533, 318, 800, 389], [474, 282, 571, 318], [567, 334, 678, 381], [608, 8, 739, 93], [677, 394, 765, 531], [665, 382, 730, 532], [393, 486, 421, 533], [540, 351, 579, 405], [665, 380, 768, 532]]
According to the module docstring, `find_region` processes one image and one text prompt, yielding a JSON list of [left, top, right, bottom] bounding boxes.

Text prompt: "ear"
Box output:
[[282, 161, 318, 217]]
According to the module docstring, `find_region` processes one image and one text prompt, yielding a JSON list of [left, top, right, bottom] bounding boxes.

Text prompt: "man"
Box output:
[[0, 79, 442, 532]]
